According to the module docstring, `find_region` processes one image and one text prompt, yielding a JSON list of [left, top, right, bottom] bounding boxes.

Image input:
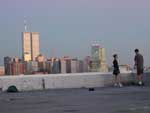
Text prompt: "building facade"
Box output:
[[4, 57, 13, 75], [22, 32, 32, 61], [91, 44, 108, 72], [0, 66, 5, 76], [4, 57, 25, 75], [22, 32, 40, 62], [31, 32, 40, 61], [99, 48, 108, 72], [91, 44, 101, 72]]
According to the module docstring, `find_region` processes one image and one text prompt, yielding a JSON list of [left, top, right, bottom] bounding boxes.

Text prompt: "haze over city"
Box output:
[[0, 0, 150, 66]]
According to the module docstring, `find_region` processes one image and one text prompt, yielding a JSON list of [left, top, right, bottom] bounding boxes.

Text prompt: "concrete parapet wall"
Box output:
[[0, 72, 148, 92]]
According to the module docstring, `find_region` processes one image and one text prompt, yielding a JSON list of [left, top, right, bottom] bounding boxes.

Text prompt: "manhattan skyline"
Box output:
[[0, 0, 150, 66]]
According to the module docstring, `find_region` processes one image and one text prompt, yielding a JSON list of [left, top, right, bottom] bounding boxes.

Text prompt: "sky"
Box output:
[[0, 0, 150, 66]]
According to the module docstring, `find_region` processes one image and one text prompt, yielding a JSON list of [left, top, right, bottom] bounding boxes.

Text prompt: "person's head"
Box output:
[[113, 54, 118, 59], [135, 49, 139, 54]]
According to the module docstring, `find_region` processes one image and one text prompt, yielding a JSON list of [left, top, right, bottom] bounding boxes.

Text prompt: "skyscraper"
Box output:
[[99, 48, 108, 72], [91, 44, 108, 72], [22, 32, 32, 61], [31, 32, 40, 61], [22, 32, 40, 62], [91, 44, 101, 72]]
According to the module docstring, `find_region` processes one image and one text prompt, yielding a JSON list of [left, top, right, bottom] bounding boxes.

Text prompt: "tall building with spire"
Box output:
[[22, 19, 40, 62]]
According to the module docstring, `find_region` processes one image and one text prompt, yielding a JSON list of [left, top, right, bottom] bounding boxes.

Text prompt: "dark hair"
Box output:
[[113, 54, 117, 58], [135, 49, 139, 52]]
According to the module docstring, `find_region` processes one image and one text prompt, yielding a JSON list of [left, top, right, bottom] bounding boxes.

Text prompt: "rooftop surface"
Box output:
[[0, 86, 150, 113]]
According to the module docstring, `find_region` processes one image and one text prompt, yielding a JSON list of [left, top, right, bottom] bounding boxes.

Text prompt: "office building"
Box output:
[[91, 44, 101, 72], [31, 32, 40, 61], [91, 44, 108, 72], [22, 32, 32, 61], [99, 48, 108, 72], [22, 32, 40, 62]]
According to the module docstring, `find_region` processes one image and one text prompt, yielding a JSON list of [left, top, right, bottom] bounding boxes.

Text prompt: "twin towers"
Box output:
[[22, 32, 40, 62]]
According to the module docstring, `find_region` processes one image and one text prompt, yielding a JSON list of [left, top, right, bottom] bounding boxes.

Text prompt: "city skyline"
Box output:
[[0, 0, 150, 66]]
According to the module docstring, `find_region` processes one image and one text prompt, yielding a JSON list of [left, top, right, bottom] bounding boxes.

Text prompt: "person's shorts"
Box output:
[[113, 69, 120, 76], [137, 68, 143, 75]]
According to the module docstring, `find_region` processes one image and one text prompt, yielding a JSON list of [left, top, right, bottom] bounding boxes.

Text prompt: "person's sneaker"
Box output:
[[114, 83, 118, 87], [119, 83, 123, 87], [138, 81, 142, 86]]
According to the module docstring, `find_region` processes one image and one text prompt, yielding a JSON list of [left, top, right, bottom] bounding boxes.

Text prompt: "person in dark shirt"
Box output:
[[134, 49, 144, 85], [113, 54, 122, 87]]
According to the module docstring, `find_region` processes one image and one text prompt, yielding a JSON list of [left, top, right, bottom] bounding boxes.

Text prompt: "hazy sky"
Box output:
[[0, 0, 150, 66]]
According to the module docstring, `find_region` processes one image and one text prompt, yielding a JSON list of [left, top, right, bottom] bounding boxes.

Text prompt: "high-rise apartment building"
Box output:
[[4, 57, 13, 75], [4, 56, 25, 75], [22, 32, 40, 61]]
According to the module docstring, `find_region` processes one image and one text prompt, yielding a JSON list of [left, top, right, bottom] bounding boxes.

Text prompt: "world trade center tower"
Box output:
[[22, 32, 40, 62]]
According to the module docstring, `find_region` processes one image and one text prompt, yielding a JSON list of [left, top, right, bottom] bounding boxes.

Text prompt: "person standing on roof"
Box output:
[[134, 49, 144, 86]]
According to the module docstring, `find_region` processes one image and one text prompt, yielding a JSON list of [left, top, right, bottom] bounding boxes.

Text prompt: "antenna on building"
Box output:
[[24, 18, 27, 32]]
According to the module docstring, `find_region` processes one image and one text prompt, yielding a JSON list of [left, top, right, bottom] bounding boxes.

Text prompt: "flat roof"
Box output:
[[0, 86, 150, 113]]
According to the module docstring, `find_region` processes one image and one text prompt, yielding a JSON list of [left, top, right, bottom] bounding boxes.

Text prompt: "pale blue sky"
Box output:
[[0, 0, 150, 66]]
